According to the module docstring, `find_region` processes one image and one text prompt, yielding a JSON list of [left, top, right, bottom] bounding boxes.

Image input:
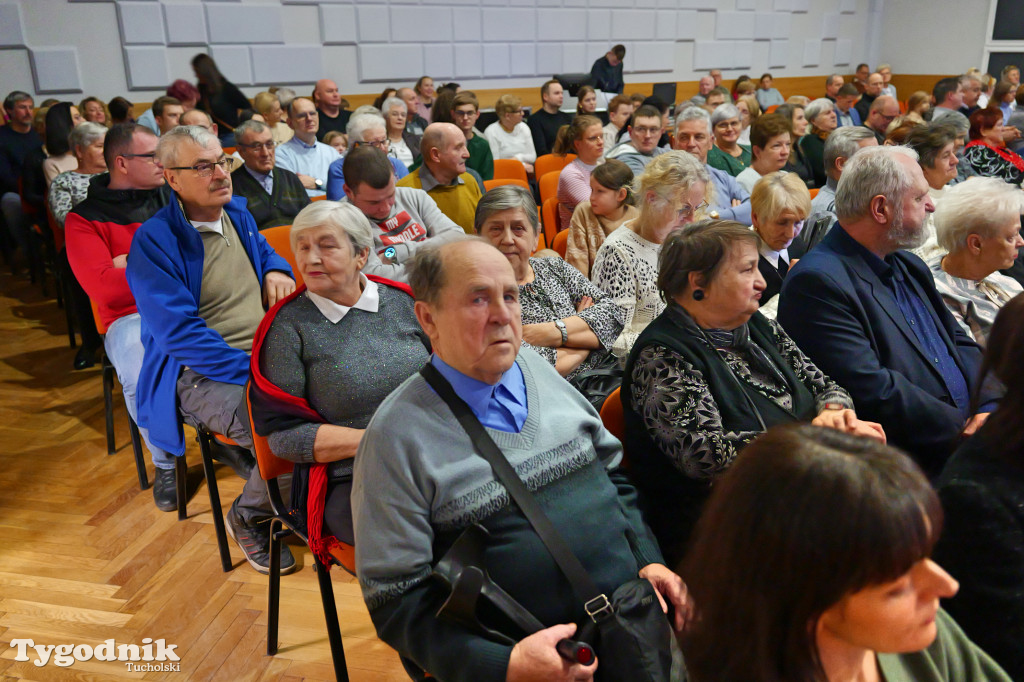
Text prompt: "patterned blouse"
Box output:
[[630, 312, 852, 480], [591, 224, 663, 358], [49, 171, 98, 227], [520, 256, 625, 379], [963, 144, 1024, 186], [928, 255, 1023, 347], [565, 201, 639, 278]]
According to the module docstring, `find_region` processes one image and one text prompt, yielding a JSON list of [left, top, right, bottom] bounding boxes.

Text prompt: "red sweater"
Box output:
[[64, 175, 171, 329]]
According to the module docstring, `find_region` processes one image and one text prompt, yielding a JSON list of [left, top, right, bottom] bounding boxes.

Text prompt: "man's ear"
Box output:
[[414, 300, 437, 338], [164, 169, 181, 194]]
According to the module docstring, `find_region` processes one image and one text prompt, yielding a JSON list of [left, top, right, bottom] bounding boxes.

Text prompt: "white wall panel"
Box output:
[[482, 9, 535, 41], [483, 43, 510, 77], [834, 38, 852, 66], [118, 2, 165, 45], [538, 10, 587, 41], [454, 43, 483, 78], [164, 3, 207, 46], [536, 43, 562, 75], [356, 5, 389, 43], [210, 45, 252, 85], [610, 10, 656, 41], [821, 12, 839, 39], [207, 4, 282, 43], [587, 9, 611, 41], [123, 45, 168, 89], [715, 11, 755, 40], [252, 44, 322, 83], [676, 10, 699, 40], [802, 38, 821, 66], [392, 7, 453, 43], [632, 41, 674, 72], [0, 3, 26, 47], [30, 47, 82, 92], [423, 44, 454, 79], [769, 38, 789, 68], [656, 11, 678, 40], [453, 8, 482, 42], [319, 4, 357, 44]]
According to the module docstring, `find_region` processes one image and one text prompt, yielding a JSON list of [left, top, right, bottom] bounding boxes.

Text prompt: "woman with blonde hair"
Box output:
[[906, 90, 931, 124], [483, 94, 537, 174], [591, 150, 710, 356], [749, 171, 812, 316], [253, 91, 293, 146], [736, 94, 761, 146]]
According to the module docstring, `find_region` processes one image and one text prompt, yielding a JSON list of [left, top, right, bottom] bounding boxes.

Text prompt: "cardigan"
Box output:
[[230, 164, 311, 231], [623, 304, 849, 564], [707, 144, 752, 177], [564, 201, 639, 278]]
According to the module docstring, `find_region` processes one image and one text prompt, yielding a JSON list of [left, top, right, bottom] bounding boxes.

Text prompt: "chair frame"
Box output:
[[178, 426, 235, 573], [244, 387, 351, 682]]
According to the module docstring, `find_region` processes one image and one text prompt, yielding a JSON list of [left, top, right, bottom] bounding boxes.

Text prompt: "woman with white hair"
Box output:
[[799, 98, 838, 188], [707, 103, 752, 176], [249, 201, 430, 554], [48, 121, 108, 227], [928, 176, 1024, 346], [380, 96, 417, 168]]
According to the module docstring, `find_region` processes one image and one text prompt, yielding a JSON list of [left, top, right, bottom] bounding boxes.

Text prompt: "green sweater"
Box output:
[[352, 348, 663, 682], [877, 609, 1012, 681], [467, 133, 494, 181], [707, 144, 752, 177]]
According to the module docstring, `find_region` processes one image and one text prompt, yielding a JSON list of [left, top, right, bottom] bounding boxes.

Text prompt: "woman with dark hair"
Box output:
[[933, 294, 1024, 681], [475, 184, 623, 380], [191, 53, 251, 145], [413, 76, 435, 121], [776, 102, 815, 186], [428, 88, 455, 125], [108, 96, 135, 125], [964, 107, 1024, 184], [565, 159, 638, 277], [42, 102, 83, 185], [371, 87, 397, 111], [624, 220, 883, 563], [553, 115, 604, 226], [990, 80, 1015, 125], [575, 84, 598, 115], [681, 424, 1011, 682], [755, 72, 785, 110], [906, 90, 931, 124], [730, 75, 751, 102]]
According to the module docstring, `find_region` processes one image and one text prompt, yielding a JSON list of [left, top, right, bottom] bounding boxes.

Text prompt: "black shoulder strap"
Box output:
[[420, 363, 611, 616]]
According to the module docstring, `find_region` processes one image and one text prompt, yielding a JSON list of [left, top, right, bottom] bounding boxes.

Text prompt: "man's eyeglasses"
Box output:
[[238, 141, 275, 152], [355, 138, 389, 150], [678, 200, 709, 219], [633, 126, 661, 136], [167, 158, 232, 177], [453, 109, 477, 119], [292, 111, 318, 121], [121, 152, 158, 164]]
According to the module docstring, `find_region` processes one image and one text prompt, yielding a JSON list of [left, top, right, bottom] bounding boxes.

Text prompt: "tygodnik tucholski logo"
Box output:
[[9, 638, 181, 671]]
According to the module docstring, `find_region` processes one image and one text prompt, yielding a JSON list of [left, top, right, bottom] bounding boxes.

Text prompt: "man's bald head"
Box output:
[[313, 79, 341, 111]]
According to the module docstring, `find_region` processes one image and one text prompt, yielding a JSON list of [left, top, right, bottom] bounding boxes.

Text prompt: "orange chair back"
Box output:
[[600, 387, 625, 442], [535, 153, 575, 180], [808, 187, 820, 199], [541, 197, 560, 250], [47, 206, 66, 252], [765, 105, 780, 114], [261, 224, 303, 288], [539, 171, 561, 205], [90, 299, 107, 335], [311, 194, 327, 202], [483, 178, 529, 192], [492, 159, 529, 183], [552, 229, 569, 259], [245, 389, 295, 482]]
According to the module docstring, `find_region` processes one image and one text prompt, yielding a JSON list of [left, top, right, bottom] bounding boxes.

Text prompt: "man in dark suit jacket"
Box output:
[[232, 120, 310, 231], [778, 145, 1000, 476]]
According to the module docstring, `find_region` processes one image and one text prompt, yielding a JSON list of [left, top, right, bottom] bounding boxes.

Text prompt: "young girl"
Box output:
[[564, 159, 638, 277]]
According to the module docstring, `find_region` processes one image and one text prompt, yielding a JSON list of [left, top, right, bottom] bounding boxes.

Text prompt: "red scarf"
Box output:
[[964, 139, 1024, 172], [249, 275, 414, 568]]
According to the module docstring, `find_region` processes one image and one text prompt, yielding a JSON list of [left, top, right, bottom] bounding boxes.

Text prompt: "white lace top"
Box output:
[[590, 223, 664, 358]]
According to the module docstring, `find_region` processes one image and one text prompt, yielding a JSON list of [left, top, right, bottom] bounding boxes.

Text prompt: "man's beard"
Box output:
[[888, 203, 926, 250]]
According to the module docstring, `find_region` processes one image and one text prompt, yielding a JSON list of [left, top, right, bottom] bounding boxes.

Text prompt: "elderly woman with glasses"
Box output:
[[475, 185, 623, 380], [592, 150, 710, 358], [484, 94, 536, 175], [623, 220, 884, 564], [706, 103, 752, 177], [325, 112, 408, 201], [249, 201, 430, 560], [380, 96, 418, 169], [927, 176, 1024, 346], [800, 98, 839, 188]]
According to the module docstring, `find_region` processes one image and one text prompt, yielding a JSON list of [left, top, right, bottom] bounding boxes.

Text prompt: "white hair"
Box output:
[[155, 125, 219, 166], [675, 106, 713, 135], [934, 176, 1024, 253], [346, 112, 387, 142], [290, 201, 375, 255], [834, 145, 919, 223], [804, 98, 835, 127], [380, 96, 407, 117]]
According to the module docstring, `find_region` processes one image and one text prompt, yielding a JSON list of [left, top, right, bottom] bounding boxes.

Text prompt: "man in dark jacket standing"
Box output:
[[590, 45, 626, 94]]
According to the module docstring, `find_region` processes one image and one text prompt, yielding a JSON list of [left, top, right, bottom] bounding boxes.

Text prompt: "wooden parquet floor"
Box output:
[[0, 270, 407, 681]]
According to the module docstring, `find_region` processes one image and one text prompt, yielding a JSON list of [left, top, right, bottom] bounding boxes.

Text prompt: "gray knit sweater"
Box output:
[[259, 285, 430, 469], [352, 347, 663, 682]]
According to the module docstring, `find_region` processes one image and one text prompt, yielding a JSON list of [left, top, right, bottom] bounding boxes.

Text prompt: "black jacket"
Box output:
[[230, 165, 310, 231]]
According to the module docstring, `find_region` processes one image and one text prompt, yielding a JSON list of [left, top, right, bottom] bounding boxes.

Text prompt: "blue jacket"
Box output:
[[777, 225, 998, 475], [706, 164, 752, 224], [126, 194, 293, 455]]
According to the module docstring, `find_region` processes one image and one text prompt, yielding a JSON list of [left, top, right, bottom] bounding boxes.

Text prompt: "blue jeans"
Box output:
[[104, 313, 175, 469]]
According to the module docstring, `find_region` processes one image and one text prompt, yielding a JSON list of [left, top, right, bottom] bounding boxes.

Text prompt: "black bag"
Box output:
[[569, 352, 624, 411], [421, 363, 674, 682]]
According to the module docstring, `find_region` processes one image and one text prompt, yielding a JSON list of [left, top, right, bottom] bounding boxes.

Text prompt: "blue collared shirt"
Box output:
[[863, 249, 971, 417], [244, 165, 274, 195], [430, 354, 528, 433], [274, 136, 340, 197]]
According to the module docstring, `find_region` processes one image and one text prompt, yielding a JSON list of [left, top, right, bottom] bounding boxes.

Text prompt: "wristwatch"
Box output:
[[314, 178, 323, 189], [553, 319, 568, 347], [822, 402, 846, 411]]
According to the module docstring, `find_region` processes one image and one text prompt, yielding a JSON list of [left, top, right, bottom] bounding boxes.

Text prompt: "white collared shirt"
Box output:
[[759, 242, 789, 270], [190, 216, 224, 237], [305, 274, 379, 324]]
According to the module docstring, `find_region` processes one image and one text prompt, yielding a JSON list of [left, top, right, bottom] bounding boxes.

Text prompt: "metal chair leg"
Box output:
[[198, 430, 233, 572], [128, 417, 149, 490], [315, 557, 350, 682], [267, 519, 283, 655], [102, 359, 115, 455], [175, 455, 188, 521]]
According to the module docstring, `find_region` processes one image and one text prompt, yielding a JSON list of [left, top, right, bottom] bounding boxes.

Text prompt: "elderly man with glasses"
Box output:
[[274, 96, 340, 197], [325, 112, 409, 201], [127, 125, 298, 575], [230, 119, 310, 231]]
